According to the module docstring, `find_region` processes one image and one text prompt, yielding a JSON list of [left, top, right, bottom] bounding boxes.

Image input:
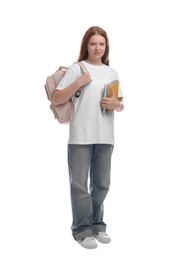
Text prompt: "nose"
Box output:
[[95, 44, 100, 50]]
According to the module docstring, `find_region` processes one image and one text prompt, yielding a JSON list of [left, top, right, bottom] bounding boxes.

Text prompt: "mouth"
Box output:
[[94, 52, 102, 55]]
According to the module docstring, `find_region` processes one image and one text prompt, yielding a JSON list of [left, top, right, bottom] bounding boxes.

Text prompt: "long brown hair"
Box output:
[[77, 26, 109, 65]]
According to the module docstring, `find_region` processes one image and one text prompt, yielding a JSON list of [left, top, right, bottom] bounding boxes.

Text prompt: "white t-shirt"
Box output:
[[56, 60, 123, 145]]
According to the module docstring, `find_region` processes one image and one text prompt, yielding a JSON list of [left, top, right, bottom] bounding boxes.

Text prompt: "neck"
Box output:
[[85, 58, 103, 66]]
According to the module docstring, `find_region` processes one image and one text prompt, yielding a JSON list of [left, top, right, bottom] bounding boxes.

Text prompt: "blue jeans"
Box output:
[[68, 144, 114, 240]]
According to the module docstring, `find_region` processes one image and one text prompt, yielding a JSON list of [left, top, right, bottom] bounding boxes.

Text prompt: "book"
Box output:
[[102, 80, 119, 113]]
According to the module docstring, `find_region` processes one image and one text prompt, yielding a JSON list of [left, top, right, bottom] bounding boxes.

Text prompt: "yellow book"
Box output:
[[103, 80, 119, 113]]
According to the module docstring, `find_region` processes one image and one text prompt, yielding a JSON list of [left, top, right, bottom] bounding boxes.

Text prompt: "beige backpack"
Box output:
[[44, 62, 87, 124]]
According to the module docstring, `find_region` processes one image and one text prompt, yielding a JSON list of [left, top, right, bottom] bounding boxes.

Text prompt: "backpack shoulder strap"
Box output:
[[76, 61, 88, 74], [72, 62, 89, 98]]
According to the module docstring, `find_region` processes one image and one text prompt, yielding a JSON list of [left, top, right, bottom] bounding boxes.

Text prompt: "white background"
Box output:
[[0, 0, 173, 259]]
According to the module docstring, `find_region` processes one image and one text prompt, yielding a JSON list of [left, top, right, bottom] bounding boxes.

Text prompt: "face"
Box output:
[[87, 34, 106, 64]]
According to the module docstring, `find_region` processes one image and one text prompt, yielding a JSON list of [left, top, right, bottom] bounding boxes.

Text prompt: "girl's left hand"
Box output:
[[101, 91, 120, 110]]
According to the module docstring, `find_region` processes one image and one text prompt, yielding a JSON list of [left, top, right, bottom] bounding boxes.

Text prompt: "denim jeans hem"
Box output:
[[73, 223, 107, 240], [92, 223, 106, 234]]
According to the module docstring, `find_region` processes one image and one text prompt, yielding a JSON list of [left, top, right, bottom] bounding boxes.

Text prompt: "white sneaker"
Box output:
[[94, 232, 111, 243], [77, 236, 98, 249]]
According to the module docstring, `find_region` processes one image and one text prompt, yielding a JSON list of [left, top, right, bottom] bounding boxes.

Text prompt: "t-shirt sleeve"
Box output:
[[56, 63, 81, 90]]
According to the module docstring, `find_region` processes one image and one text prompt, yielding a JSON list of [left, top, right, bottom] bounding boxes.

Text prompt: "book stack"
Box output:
[[102, 80, 119, 113]]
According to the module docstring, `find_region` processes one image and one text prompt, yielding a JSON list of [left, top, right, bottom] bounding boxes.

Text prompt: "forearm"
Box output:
[[52, 79, 82, 105]]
